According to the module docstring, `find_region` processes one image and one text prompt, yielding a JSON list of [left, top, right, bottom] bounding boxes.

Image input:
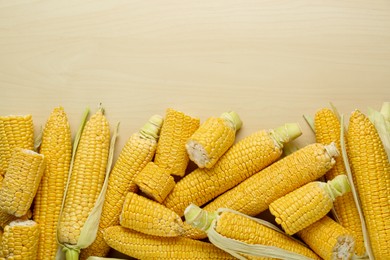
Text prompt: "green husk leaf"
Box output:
[[34, 125, 43, 152], [303, 114, 315, 133], [340, 114, 374, 260], [77, 121, 120, 248], [367, 102, 390, 161]]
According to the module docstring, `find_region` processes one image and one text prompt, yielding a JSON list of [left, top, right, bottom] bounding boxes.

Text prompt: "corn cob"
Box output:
[[58, 108, 110, 246], [185, 204, 321, 260], [186, 111, 242, 168], [154, 108, 200, 177], [314, 107, 365, 256], [346, 109, 390, 259], [297, 216, 355, 260], [163, 123, 302, 216], [80, 115, 162, 259], [0, 115, 34, 176], [1, 220, 40, 260], [104, 225, 235, 259], [120, 192, 185, 237], [269, 175, 350, 235], [134, 162, 175, 203], [0, 148, 46, 217], [31, 107, 72, 260], [202, 142, 338, 218]]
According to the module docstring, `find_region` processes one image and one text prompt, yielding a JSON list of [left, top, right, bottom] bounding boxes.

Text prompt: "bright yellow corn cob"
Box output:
[[0, 148, 45, 217], [346, 109, 390, 259], [314, 107, 365, 256], [80, 115, 162, 259], [0, 115, 34, 176], [203, 142, 338, 217], [120, 192, 185, 237], [104, 225, 235, 259], [186, 111, 242, 168], [134, 162, 175, 203], [297, 216, 356, 260], [154, 108, 200, 177], [1, 220, 40, 260], [185, 204, 321, 260], [58, 108, 110, 246], [163, 123, 302, 216], [32, 107, 72, 260], [269, 175, 350, 235]]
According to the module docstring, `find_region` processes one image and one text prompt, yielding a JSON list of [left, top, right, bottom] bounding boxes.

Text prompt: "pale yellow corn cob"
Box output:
[[203, 142, 338, 217], [163, 123, 302, 216], [154, 108, 200, 177], [185, 204, 321, 260], [0, 115, 34, 176], [104, 225, 235, 259], [269, 175, 350, 235], [346, 109, 390, 259], [32, 106, 72, 260], [186, 111, 242, 168], [58, 108, 110, 245], [134, 162, 175, 203], [314, 107, 365, 256], [0, 148, 45, 217], [120, 192, 184, 237], [297, 216, 356, 260], [80, 115, 162, 259], [1, 220, 40, 260]]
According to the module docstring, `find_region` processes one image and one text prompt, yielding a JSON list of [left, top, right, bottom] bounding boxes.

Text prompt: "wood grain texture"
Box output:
[[0, 0, 389, 258]]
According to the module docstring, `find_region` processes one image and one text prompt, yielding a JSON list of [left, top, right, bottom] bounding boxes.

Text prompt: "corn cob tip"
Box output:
[[325, 175, 351, 200], [271, 123, 302, 147], [220, 111, 242, 131], [184, 204, 217, 232], [140, 115, 163, 140]]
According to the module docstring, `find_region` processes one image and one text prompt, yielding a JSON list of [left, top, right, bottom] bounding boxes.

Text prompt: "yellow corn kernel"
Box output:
[[32, 107, 72, 260], [185, 204, 321, 260], [1, 220, 40, 260], [120, 192, 184, 237], [346, 109, 390, 259], [314, 107, 365, 256], [297, 216, 356, 260], [104, 225, 235, 259], [134, 162, 175, 203], [0, 148, 45, 217], [163, 123, 302, 216], [269, 175, 350, 235], [58, 108, 110, 246], [0, 115, 34, 176], [80, 115, 162, 259], [186, 111, 242, 168], [154, 108, 200, 177]]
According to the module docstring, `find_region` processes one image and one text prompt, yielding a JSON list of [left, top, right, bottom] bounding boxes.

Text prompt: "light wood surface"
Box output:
[[0, 1, 389, 257]]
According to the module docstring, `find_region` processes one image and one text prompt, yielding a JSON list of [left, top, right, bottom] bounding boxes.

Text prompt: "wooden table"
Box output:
[[1, 1, 389, 258]]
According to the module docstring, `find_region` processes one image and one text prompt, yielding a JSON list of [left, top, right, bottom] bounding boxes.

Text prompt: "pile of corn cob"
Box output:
[[0, 102, 389, 260]]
